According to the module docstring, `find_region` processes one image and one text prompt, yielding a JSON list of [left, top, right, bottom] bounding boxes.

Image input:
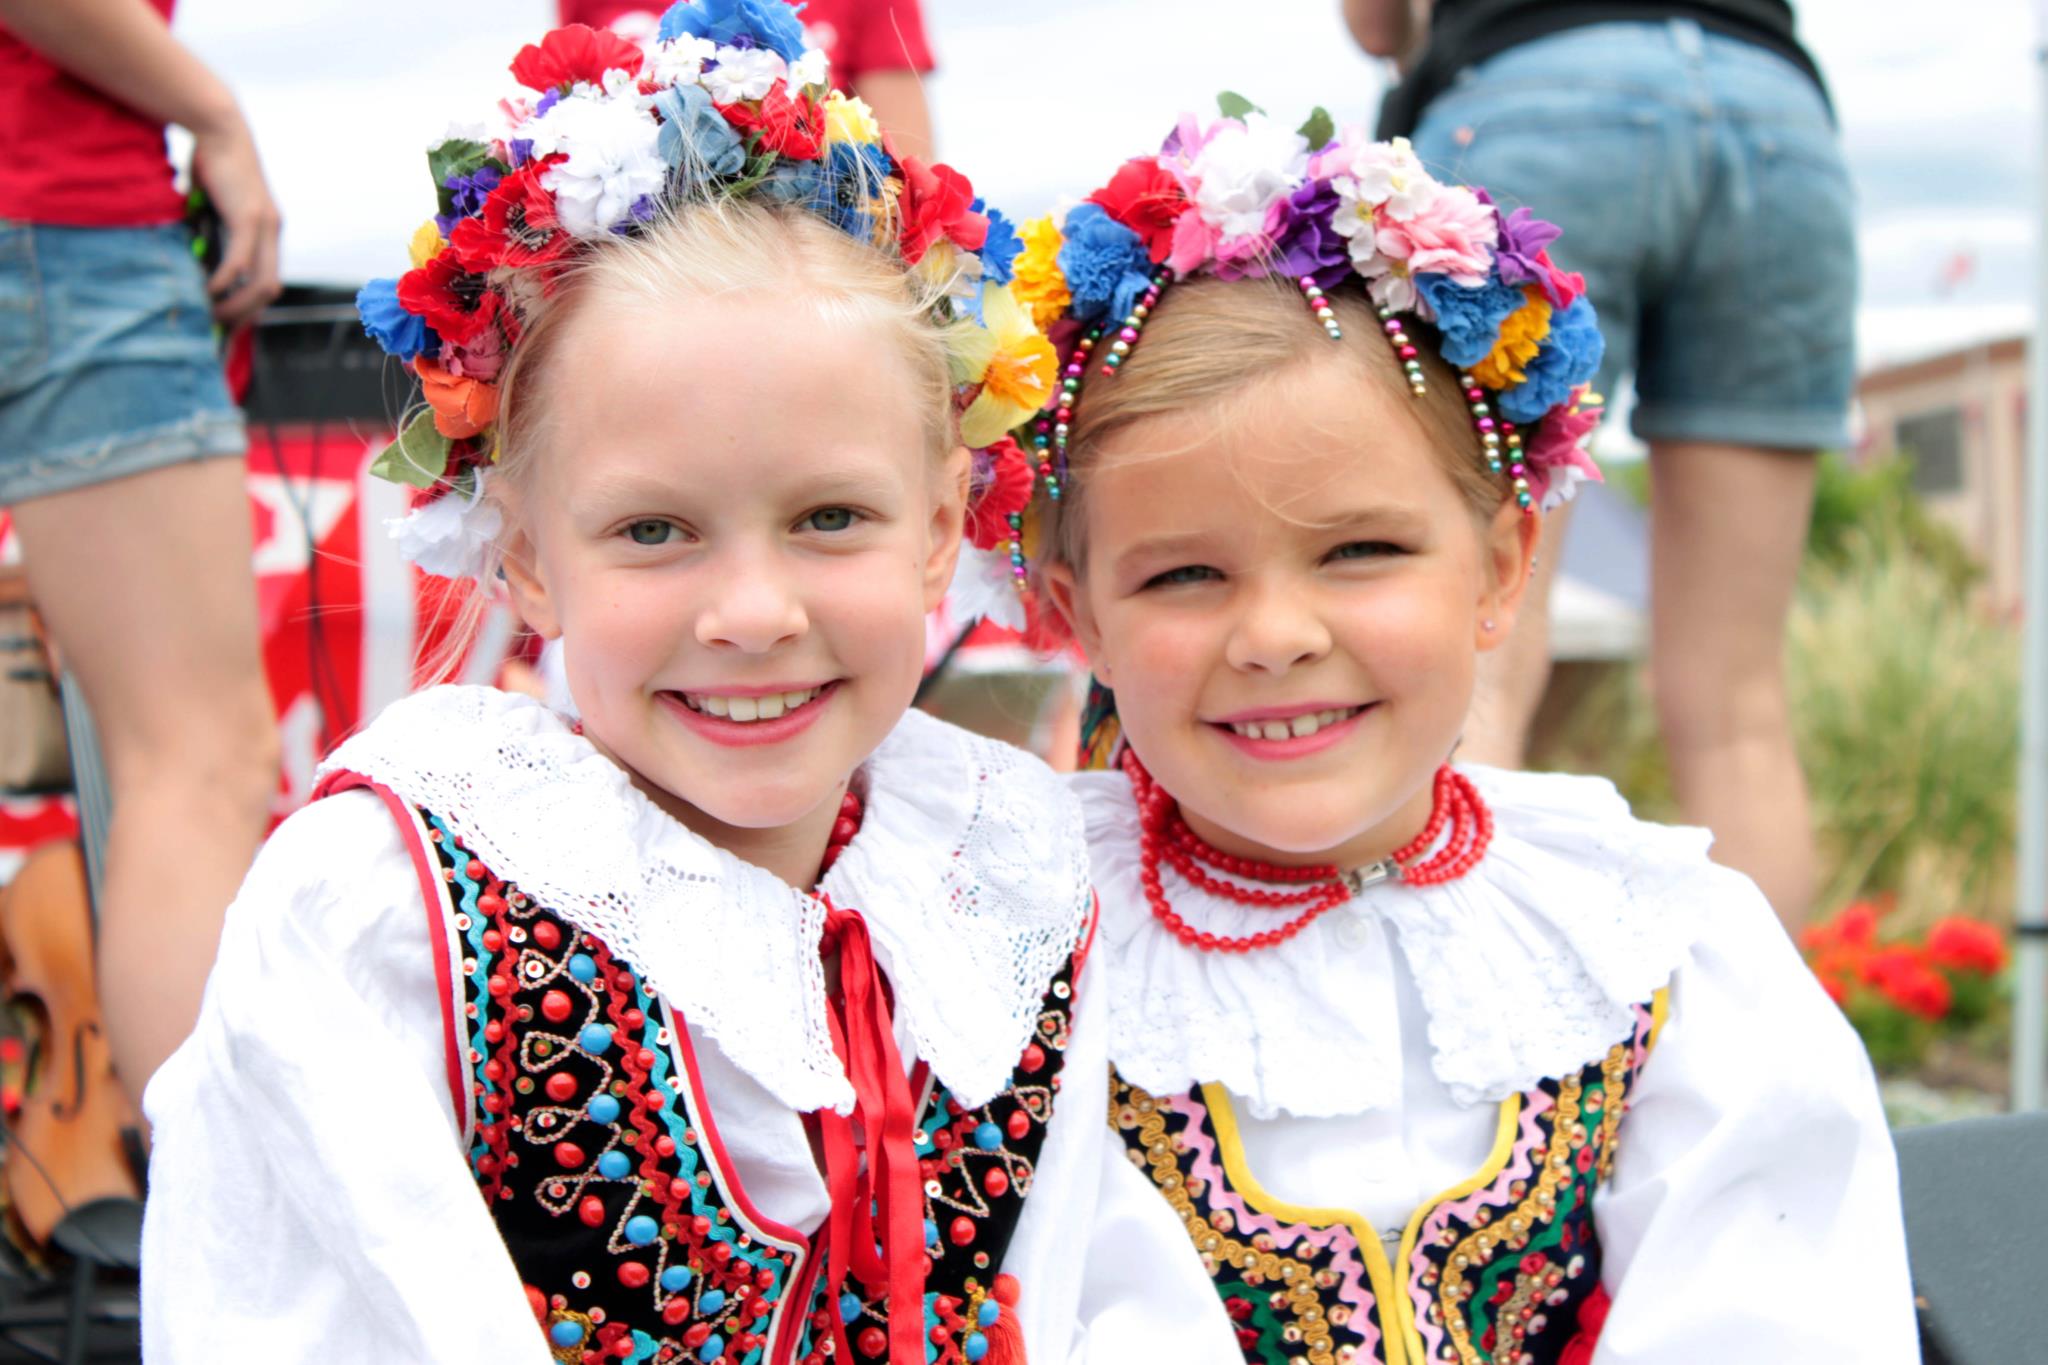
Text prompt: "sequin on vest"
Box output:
[[1110, 1001, 1659, 1365]]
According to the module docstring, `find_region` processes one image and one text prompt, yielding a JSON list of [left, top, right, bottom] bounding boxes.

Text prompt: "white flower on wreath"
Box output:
[[648, 33, 718, 88], [947, 544, 1027, 633], [1338, 136, 1439, 222], [1187, 113, 1309, 239], [388, 476, 503, 581], [702, 46, 787, 103], [788, 45, 830, 91], [527, 91, 666, 238]]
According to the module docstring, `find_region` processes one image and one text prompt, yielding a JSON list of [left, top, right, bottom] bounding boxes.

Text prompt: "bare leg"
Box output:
[[12, 456, 279, 1102], [1647, 440, 1818, 928], [1463, 502, 1573, 769]]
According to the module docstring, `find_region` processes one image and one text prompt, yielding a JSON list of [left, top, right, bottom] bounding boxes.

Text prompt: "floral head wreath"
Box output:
[[944, 95, 1609, 633], [355, 1, 1055, 580]]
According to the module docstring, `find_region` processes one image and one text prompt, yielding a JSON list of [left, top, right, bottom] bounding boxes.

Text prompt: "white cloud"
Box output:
[[170, 0, 2037, 365]]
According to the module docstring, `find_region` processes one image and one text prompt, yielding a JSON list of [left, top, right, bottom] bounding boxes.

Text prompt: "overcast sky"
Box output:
[[174, 0, 2035, 369]]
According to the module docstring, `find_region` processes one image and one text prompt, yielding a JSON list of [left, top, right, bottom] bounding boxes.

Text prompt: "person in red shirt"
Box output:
[[0, 0, 282, 1103], [561, 0, 937, 159]]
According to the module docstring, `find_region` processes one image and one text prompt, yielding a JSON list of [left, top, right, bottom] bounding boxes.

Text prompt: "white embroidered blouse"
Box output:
[[1077, 762, 1920, 1363]]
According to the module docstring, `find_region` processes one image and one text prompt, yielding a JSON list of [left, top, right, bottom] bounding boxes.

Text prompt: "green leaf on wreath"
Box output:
[[1216, 91, 1261, 120], [370, 410, 452, 489], [1297, 107, 1335, 152]]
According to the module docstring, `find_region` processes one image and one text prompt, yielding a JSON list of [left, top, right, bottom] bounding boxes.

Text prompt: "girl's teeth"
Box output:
[[686, 686, 823, 722], [1227, 706, 1359, 741]]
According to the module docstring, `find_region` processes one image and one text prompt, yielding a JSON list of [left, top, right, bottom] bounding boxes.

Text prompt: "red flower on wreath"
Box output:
[[965, 438, 1034, 550], [896, 157, 987, 265], [397, 253, 506, 348], [717, 86, 826, 162], [1087, 157, 1191, 264], [510, 23, 643, 93], [451, 161, 574, 276]]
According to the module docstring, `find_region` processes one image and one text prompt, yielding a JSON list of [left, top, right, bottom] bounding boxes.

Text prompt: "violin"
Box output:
[[0, 570, 141, 1261], [0, 839, 142, 1259]]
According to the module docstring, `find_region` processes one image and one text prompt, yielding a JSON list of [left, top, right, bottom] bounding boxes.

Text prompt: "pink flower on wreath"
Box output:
[[1373, 182, 1498, 287], [1523, 386, 1604, 511]]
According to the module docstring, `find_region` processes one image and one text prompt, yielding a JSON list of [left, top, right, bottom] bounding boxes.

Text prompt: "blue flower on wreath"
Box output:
[[976, 200, 1022, 286], [1058, 203, 1152, 325], [808, 140, 894, 239], [759, 158, 825, 207], [654, 82, 746, 183], [1499, 296, 1604, 423], [356, 278, 435, 360], [659, 0, 809, 63], [1416, 272, 1526, 370]]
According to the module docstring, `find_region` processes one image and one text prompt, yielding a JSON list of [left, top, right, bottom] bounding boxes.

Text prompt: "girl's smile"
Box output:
[[659, 679, 842, 747]]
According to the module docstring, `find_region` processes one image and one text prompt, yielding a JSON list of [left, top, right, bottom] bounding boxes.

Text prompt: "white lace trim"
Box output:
[[1080, 764, 1719, 1119], [320, 687, 1090, 1114]]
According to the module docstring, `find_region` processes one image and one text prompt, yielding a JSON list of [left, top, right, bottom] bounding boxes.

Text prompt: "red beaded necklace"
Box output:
[[1123, 750, 1493, 954], [817, 788, 864, 878]]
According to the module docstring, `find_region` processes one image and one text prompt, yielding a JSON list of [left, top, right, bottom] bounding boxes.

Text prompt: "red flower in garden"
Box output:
[[451, 161, 574, 276], [397, 253, 506, 348], [1087, 157, 1191, 264], [896, 157, 988, 264], [965, 438, 1035, 550], [510, 23, 643, 93], [718, 86, 825, 161], [1865, 944, 1953, 1020], [1927, 916, 2007, 976]]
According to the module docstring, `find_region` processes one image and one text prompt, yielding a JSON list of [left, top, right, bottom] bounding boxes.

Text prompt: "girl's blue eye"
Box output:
[[1144, 565, 1221, 589], [803, 507, 859, 533], [1329, 540, 1403, 562], [626, 520, 675, 546]]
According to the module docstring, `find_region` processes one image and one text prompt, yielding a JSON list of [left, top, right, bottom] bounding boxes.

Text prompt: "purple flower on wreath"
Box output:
[[1273, 178, 1350, 288], [1498, 296, 1605, 423], [1416, 272, 1527, 369], [508, 138, 534, 167], [1058, 203, 1154, 325], [437, 165, 502, 234], [1491, 201, 1564, 292]]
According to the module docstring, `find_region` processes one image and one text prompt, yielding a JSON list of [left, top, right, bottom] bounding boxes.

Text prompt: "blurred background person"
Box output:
[[0, 0, 281, 1100], [1348, 0, 1853, 927], [560, 0, 937, 159]]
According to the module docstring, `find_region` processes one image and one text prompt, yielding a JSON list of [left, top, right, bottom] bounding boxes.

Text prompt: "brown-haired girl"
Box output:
[[999, 111, 1914, 1362]]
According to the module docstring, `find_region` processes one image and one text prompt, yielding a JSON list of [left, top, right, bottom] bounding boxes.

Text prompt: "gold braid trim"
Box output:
[[1115, 1080, 1343, 1365], [1434, 1071, 1589, 1365], [1595, 1040, 1630, 1183]]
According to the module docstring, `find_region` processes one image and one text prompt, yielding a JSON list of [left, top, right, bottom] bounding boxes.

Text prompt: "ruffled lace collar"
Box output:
[[320, 686, 1091, 1115], [1078, 764, 1716, 1120]]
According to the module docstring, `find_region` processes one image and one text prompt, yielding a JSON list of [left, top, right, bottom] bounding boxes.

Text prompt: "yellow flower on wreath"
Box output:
[[409, 220, 446, 270], [822, 90, 881, 146], [952, 282, 1058, 448], [1472, 287, 1552, 390], [1010, 214, 1071, 332]]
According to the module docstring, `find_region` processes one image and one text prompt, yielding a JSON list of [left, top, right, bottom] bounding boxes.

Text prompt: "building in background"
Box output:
[[1857, 336, 2029, 613]]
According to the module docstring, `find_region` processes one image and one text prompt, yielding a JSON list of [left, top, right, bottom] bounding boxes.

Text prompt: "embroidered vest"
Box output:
[[1110, 1000, 1661, 1365], [403, 800, 1080, 1365]]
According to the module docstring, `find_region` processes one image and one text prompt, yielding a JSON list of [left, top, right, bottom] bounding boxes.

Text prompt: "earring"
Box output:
[[1482, 619, 1497, 632]]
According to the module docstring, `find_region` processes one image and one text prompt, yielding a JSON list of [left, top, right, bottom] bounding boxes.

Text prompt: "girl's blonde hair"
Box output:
[[423, 197, 961, 684], [495, 196, 959, 495], [1044, 274, 1501, 574]]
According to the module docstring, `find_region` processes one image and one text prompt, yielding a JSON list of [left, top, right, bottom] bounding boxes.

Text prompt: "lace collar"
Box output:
[[320, 686, 1091, 1115], [1078, 764, 1720, 1120]]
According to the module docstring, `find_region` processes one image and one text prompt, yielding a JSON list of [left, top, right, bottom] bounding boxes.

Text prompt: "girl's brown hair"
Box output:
[[1044, 274, 1501, 573]]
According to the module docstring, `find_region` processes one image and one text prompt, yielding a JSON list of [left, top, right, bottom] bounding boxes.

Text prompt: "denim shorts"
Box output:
[[0, 220, 246, 505], [1411, 19, 1857, 450]]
